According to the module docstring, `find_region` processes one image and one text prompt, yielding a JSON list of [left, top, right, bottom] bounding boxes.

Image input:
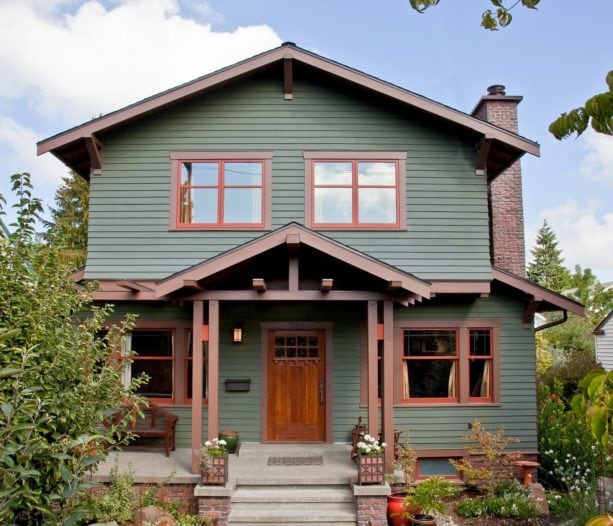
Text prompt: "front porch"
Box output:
[[92, 444, 391, 525]]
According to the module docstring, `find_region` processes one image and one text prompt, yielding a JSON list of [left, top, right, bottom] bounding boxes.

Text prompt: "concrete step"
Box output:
[[228, 483, 357, 525], [237, 443, 351, 459]]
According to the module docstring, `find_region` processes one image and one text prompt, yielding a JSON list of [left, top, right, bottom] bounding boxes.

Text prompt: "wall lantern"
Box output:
[[232, 324, 244, 344]]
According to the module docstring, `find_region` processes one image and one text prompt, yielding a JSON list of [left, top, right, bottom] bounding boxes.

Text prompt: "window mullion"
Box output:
[[218, 161, 224, 224], [352, 160, 358, 226], [458, 327, 469, 403]]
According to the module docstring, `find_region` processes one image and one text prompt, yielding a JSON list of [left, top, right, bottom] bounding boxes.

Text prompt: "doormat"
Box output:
[[267, 456, 324, 466]]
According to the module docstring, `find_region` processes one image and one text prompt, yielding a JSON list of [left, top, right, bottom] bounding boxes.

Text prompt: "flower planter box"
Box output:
[[201, 454, 228, 485], [357, 454, 385, 484]]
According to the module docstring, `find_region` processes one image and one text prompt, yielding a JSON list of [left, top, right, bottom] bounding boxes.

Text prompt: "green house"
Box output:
[[38, 43, 582, 477]]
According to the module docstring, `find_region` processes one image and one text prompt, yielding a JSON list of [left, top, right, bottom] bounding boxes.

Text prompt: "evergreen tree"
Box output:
[[527, 220, 571, 292], [44, 171, 89, 268]]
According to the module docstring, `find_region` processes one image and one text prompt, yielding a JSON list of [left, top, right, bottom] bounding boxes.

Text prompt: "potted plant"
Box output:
[[403, 476, 458, 525], [387, 442, 418, 526], [356, 434, 386, 484], [200, 438, 228, 485]]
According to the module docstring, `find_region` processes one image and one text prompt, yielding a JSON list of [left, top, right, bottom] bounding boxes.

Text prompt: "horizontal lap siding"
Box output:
[[393, 284, 538, 452], [86, 72, 490, 280]]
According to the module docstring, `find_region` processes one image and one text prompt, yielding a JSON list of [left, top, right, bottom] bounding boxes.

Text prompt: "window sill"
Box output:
[[359, 402, 501, 409], [169, 226, 270, 232]]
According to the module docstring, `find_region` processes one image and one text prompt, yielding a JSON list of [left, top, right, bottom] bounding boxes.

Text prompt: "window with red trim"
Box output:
[[177, 160, 264, 227], [469, 329, 493, 401], [311, 160, 399, 227], [129, 330, 174, 403], [403, 330, 458, 402]]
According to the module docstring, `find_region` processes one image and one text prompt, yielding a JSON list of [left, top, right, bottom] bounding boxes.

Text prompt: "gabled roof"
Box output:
[[37, 42, 539, 178], [155, 223, 431, 301], [492, 267, 584, 316], [594, 310, 613, 335]]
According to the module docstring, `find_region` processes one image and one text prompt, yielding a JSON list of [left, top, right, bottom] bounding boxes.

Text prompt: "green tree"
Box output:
[[408, 0, 613, 139], [567, 265, 613, 325], [0, 173, 144, 525], [44, 171, 89, 268], [527, 220, 570, 292]]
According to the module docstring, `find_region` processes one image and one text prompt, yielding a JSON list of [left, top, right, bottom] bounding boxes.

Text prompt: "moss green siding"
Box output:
[[113, 286, 537, 452], [87, 70, 489, 281]]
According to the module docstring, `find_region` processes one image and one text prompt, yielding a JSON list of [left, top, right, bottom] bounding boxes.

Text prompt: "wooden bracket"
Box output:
[[475, 137, 492, 177], [252, 278, 267, 292], [320, 278, 334, 292], [116, 280, 153, 293], [523, 298, 541, 328], [84, 134, 103, 176], [183, 280, 203, 291]]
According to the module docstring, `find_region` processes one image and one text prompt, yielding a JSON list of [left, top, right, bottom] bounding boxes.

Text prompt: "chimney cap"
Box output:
[[487, 85, 506, 96]]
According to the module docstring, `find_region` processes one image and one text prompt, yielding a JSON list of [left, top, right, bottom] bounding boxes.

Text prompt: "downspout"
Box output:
[[535, 310, 568, 332]]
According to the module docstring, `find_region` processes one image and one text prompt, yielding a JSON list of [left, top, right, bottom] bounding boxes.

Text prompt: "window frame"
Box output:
[[170, 151, 273, 230], [112, 320, 197, 407], [360, 320, 500, 407], [304, 151, 407, 230]]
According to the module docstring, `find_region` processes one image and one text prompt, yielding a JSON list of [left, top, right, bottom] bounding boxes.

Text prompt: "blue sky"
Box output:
[[1, 0, 611, 280]]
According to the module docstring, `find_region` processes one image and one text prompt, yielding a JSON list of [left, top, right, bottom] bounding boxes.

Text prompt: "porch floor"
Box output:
[[91, 443, 357, 485]]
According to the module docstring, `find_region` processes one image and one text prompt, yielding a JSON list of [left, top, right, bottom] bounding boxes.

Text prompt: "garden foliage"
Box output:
[[0, 173, 144, 525]]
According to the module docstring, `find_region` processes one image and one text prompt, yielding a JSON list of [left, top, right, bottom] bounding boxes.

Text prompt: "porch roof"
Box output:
[[155, 223, 432, 303]]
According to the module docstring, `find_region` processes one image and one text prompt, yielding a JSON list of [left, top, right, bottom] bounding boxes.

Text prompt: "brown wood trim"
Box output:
[[288, 254, 299, 292], [493, 267, 584, 316], [382, 301, 395, 468], [475, 138, 492, 177], [207, 301, 219, 441], [260, 322, 334, 443], [367, 301, 378, 436], [283, 56, 293, 100], [182, 290, 406, 302], [320, 278, 333, 292], [156, 224, 431, 299], [116, 280, 154, 293], [84, 135, 103, 176], [252, 278, 267, 292], [191, 300, 204, 472]]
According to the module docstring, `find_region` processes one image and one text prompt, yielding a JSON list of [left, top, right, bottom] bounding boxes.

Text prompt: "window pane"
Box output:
[[224, 188, 261, 223], [358, 188, 397, 223], [470, 330, 491, 356], [133, 360, 173, 398], [131, 331, 172, 357], [188, 162, 218, 186], [405, 330, 456, 357], [314, 188, 352, 223], [224, 162, 262, 185], [314, 162, 352, 185], [358, 162, 396, 185], [405, 360, 456, 398], [183, 188, 217, 223], [469, 359, 491, 398]]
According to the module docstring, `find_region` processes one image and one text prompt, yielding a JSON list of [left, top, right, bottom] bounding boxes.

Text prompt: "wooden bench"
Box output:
[[107, 401, 178, 457]]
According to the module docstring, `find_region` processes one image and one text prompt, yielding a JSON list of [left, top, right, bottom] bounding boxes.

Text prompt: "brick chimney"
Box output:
[[472, 85, 525, 276]]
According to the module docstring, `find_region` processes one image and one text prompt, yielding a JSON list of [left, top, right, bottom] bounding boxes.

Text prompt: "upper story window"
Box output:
[[304, 152, 407, 230], [170, 152, 272, 230]]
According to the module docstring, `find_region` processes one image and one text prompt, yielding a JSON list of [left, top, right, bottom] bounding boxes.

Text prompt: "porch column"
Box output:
[[367, 301, 379, 437], [191, 300, 204, 472], [381, 301, 395, 469], [207, 300, 219, 440]]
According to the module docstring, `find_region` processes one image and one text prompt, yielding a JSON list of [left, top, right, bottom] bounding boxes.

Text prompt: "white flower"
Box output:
[[381, 442, 387, 448], [204, 440, 212, 447], [219, 439, 227, 446], [364, 434, 372, 441]]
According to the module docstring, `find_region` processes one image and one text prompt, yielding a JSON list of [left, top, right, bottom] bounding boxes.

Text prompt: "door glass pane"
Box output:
[[224, 162, 262, 185], [224, 188, 261, 223], [314, 162, 352, 185], [358, 188, 396, 223], [314, 188, 352, 223], [357, 162, 396, 185]]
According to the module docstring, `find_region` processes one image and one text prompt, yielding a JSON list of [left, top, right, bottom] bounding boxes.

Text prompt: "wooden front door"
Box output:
[[267, 330, 326, 441]]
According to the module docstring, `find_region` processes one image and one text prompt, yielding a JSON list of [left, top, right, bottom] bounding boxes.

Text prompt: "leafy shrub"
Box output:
[[88, 466, 135, 523], [456, 481, 538, 519], [538, 348, 602, 401], [450, 420, 520, 494], [404, 476, 458, 517], [546, 489, 599, 524], [537, 382, 600, 491]]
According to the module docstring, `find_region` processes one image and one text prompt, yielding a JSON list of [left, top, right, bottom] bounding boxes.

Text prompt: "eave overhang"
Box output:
[[37, 43, 539, 179], [492, 267, 585, 317], [593, 310, 613, 334]]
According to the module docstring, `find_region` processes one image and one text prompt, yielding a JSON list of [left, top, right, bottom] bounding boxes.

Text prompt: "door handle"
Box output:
[[319, 379, 325, 404]]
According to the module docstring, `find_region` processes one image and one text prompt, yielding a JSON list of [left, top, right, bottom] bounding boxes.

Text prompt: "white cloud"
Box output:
[[0, 117, 67, 188], [0, 0, 282, 125], [528, 200, 613, 279], [579, 131, 613, 187]]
